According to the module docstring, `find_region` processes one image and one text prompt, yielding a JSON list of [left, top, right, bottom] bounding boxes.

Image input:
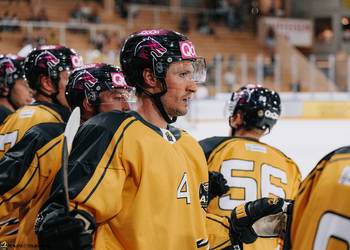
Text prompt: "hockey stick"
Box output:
[[61, 107, 80, 213]]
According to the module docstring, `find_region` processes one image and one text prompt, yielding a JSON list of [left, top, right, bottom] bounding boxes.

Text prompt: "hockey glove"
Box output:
[[35, 202, 97, 250], [229, 198, 292, 245], [208, 171, 229, 202]]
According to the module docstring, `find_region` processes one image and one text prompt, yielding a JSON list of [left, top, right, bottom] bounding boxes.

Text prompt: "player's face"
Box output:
[[98, 88, 131, 112], [56, 70, 71, 108], [10, 78, 32, 108], [161, 60, 197, 117]]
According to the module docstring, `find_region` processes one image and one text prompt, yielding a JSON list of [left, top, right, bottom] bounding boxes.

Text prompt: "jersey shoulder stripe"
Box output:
[[29, 101, 70, 123], [199, 136, 233, 161], [51, 111, 135, 200]]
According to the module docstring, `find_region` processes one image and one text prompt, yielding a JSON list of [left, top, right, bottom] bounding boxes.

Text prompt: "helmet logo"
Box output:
[[35, 51, 60, 69], [82, 71, 98, 88], [264, 110, 279, 120], [135, 37, 167, 60], [136, 29, 165, 36], [111, 72, 128, 88], [179, 41, 197, 59], [70, 55, 83, 68], [0, 59, 15, 74]]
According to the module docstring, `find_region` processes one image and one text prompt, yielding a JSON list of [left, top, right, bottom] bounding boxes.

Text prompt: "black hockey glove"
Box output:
[[208, 171, 229, 202], [229, 198, 292, 247], [35, 202, 97, 250]]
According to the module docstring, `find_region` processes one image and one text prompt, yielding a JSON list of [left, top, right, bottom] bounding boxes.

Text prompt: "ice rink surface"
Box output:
[[176, 118, 350, 180]]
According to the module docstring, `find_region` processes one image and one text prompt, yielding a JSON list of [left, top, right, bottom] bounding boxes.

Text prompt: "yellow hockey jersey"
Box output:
[[200, 136, 301, 250], [290, 146, 350, 250], [0, 123, 65, 249], [50, 110, 232, 250], [0, 101, 69, 245]]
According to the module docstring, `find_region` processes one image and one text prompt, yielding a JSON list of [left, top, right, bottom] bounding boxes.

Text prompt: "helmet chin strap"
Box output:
[[138, 78, 177, 124]]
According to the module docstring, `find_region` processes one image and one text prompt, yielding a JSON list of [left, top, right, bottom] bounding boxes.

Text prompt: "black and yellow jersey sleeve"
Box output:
[[200, 136, 301, 250], [45, 110, 232, 250], [290, 145, 350, 250], [0, 122, 65, 247], [0, 101, 70, 158], [0, 105, 12, 125]]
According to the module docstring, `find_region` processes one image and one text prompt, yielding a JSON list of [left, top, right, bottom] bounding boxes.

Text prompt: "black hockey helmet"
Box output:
[[24, 45, 83, 91], [226, 84, 281, 131], [0, 54, 26, 90], [120, 29, 206, 123], [65, 63, 131, 110]]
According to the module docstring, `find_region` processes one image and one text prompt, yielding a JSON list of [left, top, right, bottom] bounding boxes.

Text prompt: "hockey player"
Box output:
[[0, 54, 32, 123], [0, 45, 83, 158], [0, 64, 131, 248], [0, 45, 82, 244], [36, 30, 291, 250], [200, 84, 301, 250], [282, 146, 350, 250]]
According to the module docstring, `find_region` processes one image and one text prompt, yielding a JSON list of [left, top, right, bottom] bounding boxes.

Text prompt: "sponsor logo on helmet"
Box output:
[[70, 55, 83, 68], [136, 29, 166, 36], [264, 110, 279, 120], [179, 41, 197, 59], [111, 72, 128, 88], [81, 71, 98, 88], [0, 59, 16, 74], [35, 51, 60, 69], [135, 37, 167, 60]]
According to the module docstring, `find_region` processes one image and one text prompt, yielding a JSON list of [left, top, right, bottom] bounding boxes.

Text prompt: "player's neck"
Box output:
[[0, 98, 15, 112], [34, 93, 54, 104], [234, 128, 263, 140], [136, 97, 168, 129]]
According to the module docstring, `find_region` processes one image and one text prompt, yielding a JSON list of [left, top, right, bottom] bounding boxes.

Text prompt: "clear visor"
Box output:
[[154, 58, 207, 84], [91, 87, 137, 110], [192, 57, 207, 83]]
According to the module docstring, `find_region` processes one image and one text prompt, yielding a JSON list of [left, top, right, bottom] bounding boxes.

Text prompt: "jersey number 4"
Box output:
[[219, 159, 287, 209]]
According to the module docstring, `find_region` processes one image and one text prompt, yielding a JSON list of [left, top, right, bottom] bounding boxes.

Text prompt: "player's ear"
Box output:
[[82, 98, 94, 119], [142, 68, 159, 92], [230, 113, 243, 128], [0, 87, 10, 97], [40, 75, 55, 94]]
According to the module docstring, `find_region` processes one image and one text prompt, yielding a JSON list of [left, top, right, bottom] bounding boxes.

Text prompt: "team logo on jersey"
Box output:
[[135, 37, 167, 60], [199, 181, 209, 209], [0, 59, 16, 74], [35, 51, 60, 69]]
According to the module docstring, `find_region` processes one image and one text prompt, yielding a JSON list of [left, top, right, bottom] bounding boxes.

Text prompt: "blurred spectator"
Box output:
[[179, 16, 189, 34], [116, 0, 128, 19], [37, 8, 49, 22], [197, 13, 214, 35], [47, 31, 58, 44], [89, 9, 100, 24]]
